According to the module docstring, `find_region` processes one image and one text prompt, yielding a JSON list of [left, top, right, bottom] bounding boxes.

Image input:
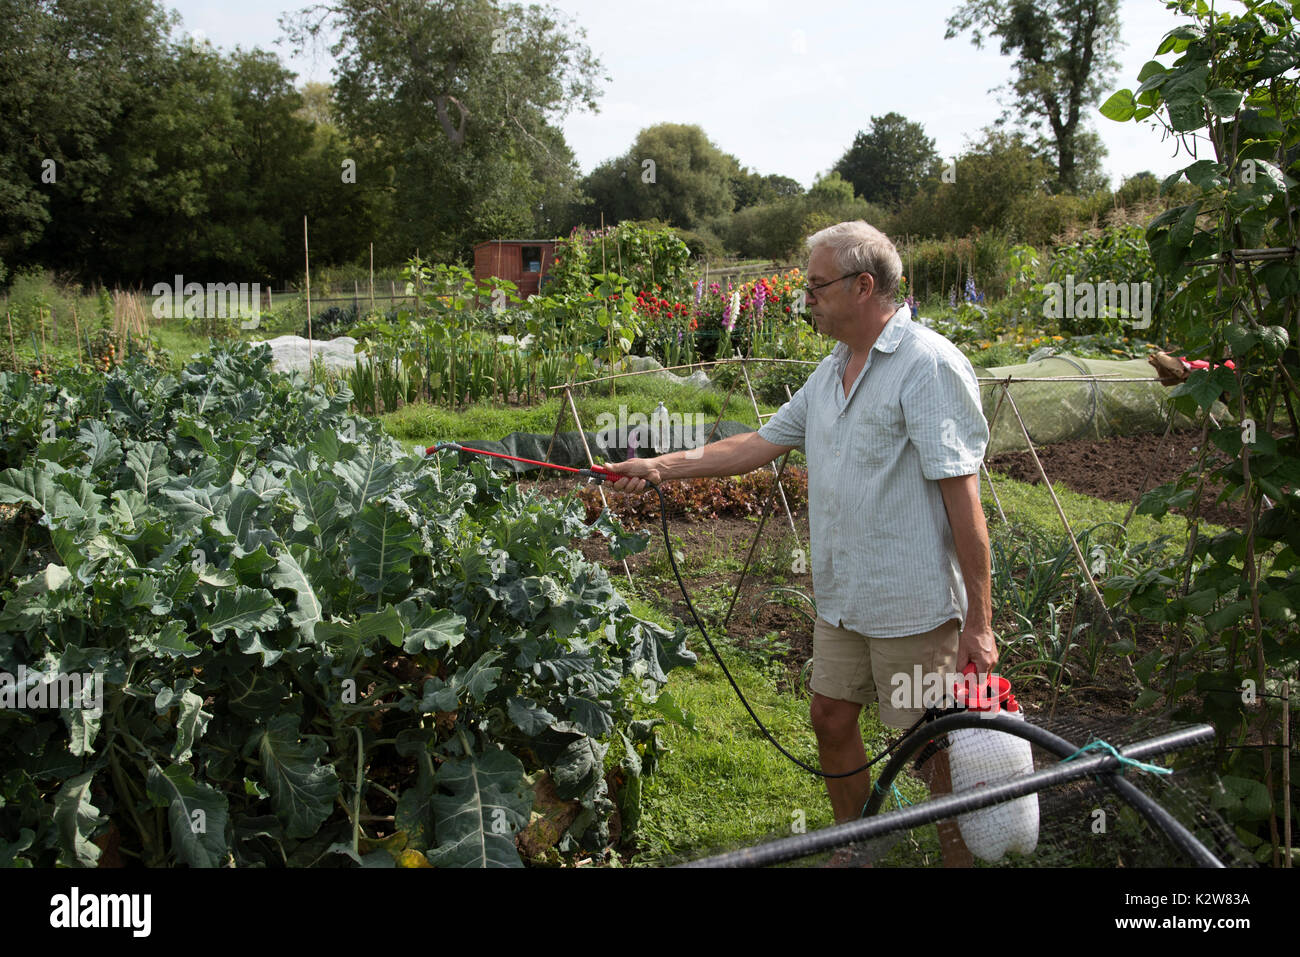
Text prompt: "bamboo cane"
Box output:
[[71, 304, 84, 368], [5, 310, 17, 368], [304, 216, 313, 368]]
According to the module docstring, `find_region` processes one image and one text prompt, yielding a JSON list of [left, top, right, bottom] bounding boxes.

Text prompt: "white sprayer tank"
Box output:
[[947, 669, 1040, 861]]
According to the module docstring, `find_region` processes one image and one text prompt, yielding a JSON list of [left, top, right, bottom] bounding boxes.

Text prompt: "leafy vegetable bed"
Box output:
[[0, 343, 693, 867]]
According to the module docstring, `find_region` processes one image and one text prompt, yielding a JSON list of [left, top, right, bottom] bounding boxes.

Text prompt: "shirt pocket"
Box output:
[[856, 402, 905, 469]]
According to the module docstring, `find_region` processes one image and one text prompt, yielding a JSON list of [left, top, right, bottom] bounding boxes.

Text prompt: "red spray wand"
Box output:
[[426, 442, 620, 483]]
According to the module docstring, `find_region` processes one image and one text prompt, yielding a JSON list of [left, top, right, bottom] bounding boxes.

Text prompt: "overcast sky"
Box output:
[[166, 0, 1194, 188]]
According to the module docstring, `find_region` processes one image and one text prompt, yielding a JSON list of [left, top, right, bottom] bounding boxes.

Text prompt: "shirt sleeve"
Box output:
[[757, 381, 809, 449], [901, 345, 988, 480]]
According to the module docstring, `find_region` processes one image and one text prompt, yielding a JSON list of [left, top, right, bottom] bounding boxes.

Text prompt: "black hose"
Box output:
[[864, 714, 1220, 867], [679, 715, 1219, 868]]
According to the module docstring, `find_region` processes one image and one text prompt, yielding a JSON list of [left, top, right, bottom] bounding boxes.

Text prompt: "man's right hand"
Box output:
[[598, 431, 792, 494], [601, 457, 662, 494]]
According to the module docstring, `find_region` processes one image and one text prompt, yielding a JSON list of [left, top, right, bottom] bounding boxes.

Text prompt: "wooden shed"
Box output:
[[472, 240, 558, 300]]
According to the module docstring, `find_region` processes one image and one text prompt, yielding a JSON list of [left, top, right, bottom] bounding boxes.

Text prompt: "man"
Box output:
[[603, 221, 995, 864]]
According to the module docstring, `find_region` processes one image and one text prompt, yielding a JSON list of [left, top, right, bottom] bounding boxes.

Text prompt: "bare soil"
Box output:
[[986, 429, 1247, 528]]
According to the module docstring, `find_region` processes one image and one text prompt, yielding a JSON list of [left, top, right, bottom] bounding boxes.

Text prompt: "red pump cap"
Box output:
[[953, 662, 1012, 713]]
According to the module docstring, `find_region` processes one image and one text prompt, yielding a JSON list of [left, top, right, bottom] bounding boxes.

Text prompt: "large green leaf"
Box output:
[[315, 606, 406, 660], [63, 685, 102, 758], [0, 467, 55, 512], [415, 650, 503, 712], [1163, 63, 1210, 130], [1099, 88, 1136, 121], [396, 601, 466, 653], [426, 749, 532, 868], [621, 618, 697, 685], [224, 665, 289, 719], [139, 620, 202, 659], [110, 488, 152, 529], [347, 503, 421, 599], [551, 736, 608, 800], [1169, 366, 1236, 411], [124, 441, 171, 499], [563, 693, 614, 737], [0, 563, 83, 633], [1203, 87, 1244, 117], [195, 586, 280, 642], [251, 714, 339, 839], [173, 417, 219, 456], [286, 472, 344, 545], [270, 545, 324, 642], [104, 377, 153, 432], [0, 829, 35, 868], [170, 690, 212, 763], [333, 445, 400, 512], [76, 420, 123, 474], [53, 770, 104, 867], [146, 764, 230, 868], [0, 467, 99, 527], [159, 484, 220, 530], [218, 487, 272, 547], [507, 696, 557, 736]]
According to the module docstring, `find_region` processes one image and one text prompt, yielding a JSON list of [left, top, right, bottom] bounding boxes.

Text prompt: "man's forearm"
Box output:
[[650, 430, 792, 481], [939, 474, 992, 632]]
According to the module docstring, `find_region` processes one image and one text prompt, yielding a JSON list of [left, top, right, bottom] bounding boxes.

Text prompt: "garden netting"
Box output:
[[976, 355, 1205, 455], [448, 354, 1204, 468], [672, 713, 1258, 869], [454, 420, 758, 473]]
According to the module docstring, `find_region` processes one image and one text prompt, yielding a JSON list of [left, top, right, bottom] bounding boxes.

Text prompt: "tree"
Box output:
[[727, 168, 806, 212], [893, 127, 1057, 239], [280, 0, 603, 259], [63, 44, 327, 281], [297, 81, 336, 128], [945, 0, 1121, 192], [0, 0, 178, 273], [763, 174, 804, 199], [723, 172, 881, 260], [832, 112, 942, 208], [1115, 170, 1159, 207], [0, 0, 383, 283], [580, 124, 736, 230]]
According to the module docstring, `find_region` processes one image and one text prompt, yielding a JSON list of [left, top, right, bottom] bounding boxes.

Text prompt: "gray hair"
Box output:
[[805, 221, 903, 307]]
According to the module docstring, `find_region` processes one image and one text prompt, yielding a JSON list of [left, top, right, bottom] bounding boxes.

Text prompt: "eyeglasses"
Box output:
[[804, 271, 864, 298]]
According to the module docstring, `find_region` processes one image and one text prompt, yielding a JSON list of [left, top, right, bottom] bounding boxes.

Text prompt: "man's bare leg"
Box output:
[[917, 744, 974, 867], [810, 693, 870, 822]]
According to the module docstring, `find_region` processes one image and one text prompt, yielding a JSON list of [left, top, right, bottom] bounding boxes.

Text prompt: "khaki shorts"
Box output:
[[810, 616, 960, 729]]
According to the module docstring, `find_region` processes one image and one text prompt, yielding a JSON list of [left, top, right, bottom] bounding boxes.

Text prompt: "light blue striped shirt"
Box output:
[[758, 306, 989, 638]]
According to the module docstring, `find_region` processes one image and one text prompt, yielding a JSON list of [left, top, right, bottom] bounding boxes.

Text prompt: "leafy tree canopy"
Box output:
[[579, 123, 737, 231], [946, 0, 1121, 192], [832, 112, 942, 208], [280, 0, 604, 257]]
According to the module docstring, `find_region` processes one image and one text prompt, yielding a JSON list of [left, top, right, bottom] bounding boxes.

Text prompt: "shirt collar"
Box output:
[[832, 304, 911, 364]]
